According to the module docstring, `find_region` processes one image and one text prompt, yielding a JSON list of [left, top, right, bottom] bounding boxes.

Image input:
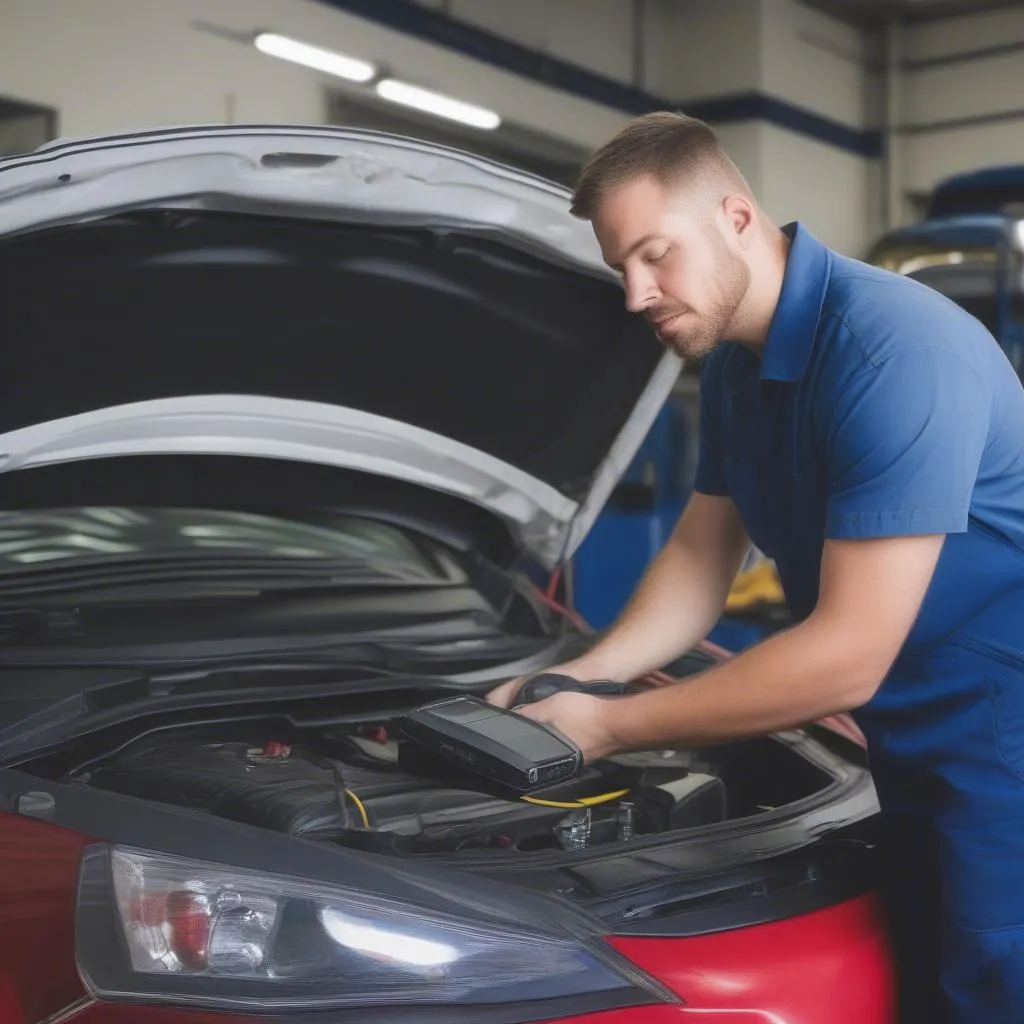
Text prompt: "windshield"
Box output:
[[0, 506, 558, 747], [0, 507, 444, 580]]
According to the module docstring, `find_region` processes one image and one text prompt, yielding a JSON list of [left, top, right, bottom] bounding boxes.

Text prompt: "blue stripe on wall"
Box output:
[[316, 0, 883, 159]]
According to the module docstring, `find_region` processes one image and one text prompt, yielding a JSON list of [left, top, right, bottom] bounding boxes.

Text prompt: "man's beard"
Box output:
[[651, 243, 751, 360]]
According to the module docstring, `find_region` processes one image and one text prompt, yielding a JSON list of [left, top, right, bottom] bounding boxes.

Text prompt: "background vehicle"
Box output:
[[0, 126, 893, 1023], [867, 165, 1024, 375]]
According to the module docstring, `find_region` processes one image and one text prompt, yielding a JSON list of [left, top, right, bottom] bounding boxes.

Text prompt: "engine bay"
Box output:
[[71, 715, 836, 856]]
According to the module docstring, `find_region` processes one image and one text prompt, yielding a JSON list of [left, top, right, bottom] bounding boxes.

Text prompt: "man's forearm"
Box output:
[[565, 533, 739, 683], [519, 537, 938, 761], [607, 615, 884, 750]]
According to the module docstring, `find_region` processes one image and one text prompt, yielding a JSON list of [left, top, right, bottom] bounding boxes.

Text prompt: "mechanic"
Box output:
[[488, 112, 1024, 1024]]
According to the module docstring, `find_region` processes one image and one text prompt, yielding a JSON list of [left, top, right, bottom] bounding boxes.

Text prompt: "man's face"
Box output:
[[591, 175, 750, 359]]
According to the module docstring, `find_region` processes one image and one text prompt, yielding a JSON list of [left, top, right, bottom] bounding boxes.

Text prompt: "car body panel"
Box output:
[[36, 1001, 693, 1024], [0, 126, 682, 568], [0, 396, 577, 567], [0, 814, 90, 1024], [611, 895, 896, 1021], [0, 809, 894, 1024]]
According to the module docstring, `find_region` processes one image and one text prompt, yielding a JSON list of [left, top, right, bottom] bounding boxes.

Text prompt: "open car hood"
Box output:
[[0, 126, 679, 567]]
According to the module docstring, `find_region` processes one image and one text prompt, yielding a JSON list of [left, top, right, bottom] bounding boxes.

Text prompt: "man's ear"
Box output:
[[722, 194, 756, 249]]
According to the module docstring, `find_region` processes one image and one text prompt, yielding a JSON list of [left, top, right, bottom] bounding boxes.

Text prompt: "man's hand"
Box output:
[[490, 492, 750, 709], [486, 675, 529, 709], [515, 692, 621, 763], [486, 663, 587, 709]]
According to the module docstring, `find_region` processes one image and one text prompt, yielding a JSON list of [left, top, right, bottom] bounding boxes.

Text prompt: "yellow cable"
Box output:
[[521, 788, 629, 809], [578, 789, 630, 806], [345, 781, 625, 821], [345, 788, 371, 827]]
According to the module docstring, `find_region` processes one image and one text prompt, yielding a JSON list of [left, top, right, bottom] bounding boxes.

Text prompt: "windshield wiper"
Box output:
[[0, 635, 563, 764], [0, 654, 423, 765], [0, 612, 519, 665], [0, 553, 441, 604]]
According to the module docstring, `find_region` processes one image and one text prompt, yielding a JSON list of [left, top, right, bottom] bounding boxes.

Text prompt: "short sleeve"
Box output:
[[693, 356, 728, 496], [824, 348, 988, 539]]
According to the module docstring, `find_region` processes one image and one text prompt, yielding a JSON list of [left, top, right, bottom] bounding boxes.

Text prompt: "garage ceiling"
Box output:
[[800, 0, 1021, 25]]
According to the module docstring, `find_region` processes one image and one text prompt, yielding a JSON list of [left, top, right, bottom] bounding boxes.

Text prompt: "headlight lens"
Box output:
[[77, 846, 661, 1012]]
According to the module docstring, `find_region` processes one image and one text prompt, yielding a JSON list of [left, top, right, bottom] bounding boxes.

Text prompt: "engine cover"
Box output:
[[82, 740, 570, 844]]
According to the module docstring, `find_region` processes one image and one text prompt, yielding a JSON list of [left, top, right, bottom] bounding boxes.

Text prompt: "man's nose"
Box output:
[[623, 270, 657, 313]]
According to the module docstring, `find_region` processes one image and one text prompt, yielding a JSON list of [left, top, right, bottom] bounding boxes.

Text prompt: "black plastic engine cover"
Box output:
[[81, 740, 578, 842], [84, 742, 370, 836]]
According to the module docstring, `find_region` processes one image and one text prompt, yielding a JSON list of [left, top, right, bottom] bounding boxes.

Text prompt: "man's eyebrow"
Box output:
[[607, 233, 661, 270]]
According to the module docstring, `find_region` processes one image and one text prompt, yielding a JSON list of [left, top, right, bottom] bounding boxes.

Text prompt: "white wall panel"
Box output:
[[449, 0, 636, 85], [760, 0, 871, 127], [899, 5, 1024, 198], [0, 0, 331, 134], [0, 0, 890, 252], [759, 124, 876, 256], [713, 121, 764, 196], [904, 122, 1024, 195], [903, 4, 1024, 61], [0, 0, 632, 149], [904, 50, 1024, 126], [644, 0, 762, 99]]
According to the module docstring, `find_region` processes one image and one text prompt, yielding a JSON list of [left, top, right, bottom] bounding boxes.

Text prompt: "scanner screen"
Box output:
[[429, 701, 571, 759]]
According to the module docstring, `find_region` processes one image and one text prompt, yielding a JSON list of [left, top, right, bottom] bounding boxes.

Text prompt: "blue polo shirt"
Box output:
[[697, 224, 1024, 1018], [695, 222, 1024, 651]]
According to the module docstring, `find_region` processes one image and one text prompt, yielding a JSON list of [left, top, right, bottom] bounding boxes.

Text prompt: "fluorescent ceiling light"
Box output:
[[254, 32, 375, 83], [375, 79, 501, 130]]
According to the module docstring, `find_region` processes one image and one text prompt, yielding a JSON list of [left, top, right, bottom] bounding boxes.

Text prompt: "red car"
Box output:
[[0, 126, 895, 1023]]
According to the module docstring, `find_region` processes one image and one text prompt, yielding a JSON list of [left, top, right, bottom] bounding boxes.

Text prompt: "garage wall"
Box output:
[[901, 4, 1024, 196], [408, 0, 765, 97], [379, 0, 880, 253], [757, 0, 882, 255], [0, 0, 885, 254], [438, 0, 880, 255], [643, 0, 763, 99], [761, 0, 874, 128], [712, 121, 765, 198], [759, 125, 882, 258], [0, 0, 632, 149], [0, 0, 769, 196], [418, 0, 639, 86], [400, 0, 767, 204], [0, 0, 325, 134], [0, 111, 56, 158]]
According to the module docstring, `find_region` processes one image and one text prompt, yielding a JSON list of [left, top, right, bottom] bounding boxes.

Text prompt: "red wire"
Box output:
[[696, 638, 734, 660], [531, 581, 591, 633], [536, 578, 861, 750]]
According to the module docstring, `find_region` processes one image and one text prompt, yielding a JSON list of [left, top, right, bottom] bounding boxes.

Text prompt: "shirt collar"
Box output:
[[758, 222, 831, 383]]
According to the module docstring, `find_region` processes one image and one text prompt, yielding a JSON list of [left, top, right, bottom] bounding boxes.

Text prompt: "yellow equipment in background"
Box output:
[[726, 558, 785, 612]]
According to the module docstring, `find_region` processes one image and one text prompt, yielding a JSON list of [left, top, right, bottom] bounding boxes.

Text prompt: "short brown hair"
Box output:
[[570, 111, 751, 220]]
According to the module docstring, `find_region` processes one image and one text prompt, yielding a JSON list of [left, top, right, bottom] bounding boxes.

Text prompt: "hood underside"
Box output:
[[0, 127, 679, 566]]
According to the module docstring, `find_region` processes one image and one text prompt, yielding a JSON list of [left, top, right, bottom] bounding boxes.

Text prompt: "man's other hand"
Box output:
[[486, 675, 530, 708], [486, 663, 585, 708], [515, 691, 620, 764]]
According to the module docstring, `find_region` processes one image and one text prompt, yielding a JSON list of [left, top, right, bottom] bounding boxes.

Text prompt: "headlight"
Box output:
[[76, 846, 669, 1013]]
